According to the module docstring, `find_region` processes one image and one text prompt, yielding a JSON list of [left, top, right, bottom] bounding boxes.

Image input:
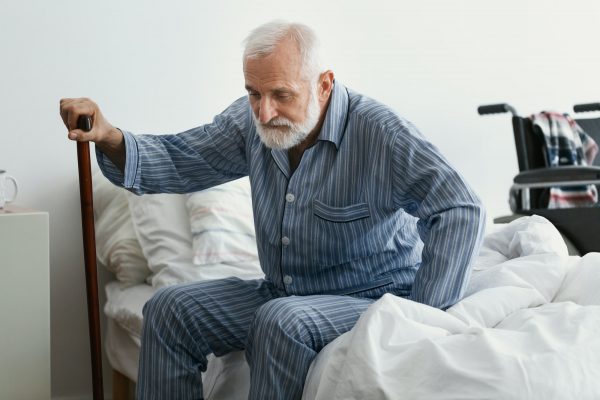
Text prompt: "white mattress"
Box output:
[[104, 281, 252, 399]]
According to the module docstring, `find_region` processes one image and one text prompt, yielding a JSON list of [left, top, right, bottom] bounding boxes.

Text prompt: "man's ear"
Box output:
[[318, 70, 335, 101]]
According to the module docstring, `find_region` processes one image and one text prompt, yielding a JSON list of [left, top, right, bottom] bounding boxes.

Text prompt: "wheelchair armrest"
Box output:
[[513, 166, 600, 188]]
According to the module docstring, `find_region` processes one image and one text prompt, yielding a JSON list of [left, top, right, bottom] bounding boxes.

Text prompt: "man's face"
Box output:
[[243, 39, 321, 150]]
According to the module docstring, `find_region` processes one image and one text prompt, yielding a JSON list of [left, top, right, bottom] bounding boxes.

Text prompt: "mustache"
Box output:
[[259, 117, 294, 128]]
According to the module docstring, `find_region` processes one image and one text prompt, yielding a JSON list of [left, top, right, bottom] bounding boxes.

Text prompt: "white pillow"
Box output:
[[187, 177, 259, 265], [126, 191, 194, 286], [150, 177, 263, 288], [92, 170, 150, 287]]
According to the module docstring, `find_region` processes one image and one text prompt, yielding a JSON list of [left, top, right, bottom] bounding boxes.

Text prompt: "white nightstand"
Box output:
[[0, 206, 50, 399]]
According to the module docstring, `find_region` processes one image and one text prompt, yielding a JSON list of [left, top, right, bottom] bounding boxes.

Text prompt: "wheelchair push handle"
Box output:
[[573, 103, 600, 113], [477, 103, 518, 116]]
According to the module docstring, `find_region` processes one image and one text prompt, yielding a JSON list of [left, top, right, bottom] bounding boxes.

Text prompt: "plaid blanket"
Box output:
[[531, 111, 598, 208]]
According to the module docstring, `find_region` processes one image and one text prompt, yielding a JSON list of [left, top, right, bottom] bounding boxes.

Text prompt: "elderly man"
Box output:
[[60, 20, 485, 400]]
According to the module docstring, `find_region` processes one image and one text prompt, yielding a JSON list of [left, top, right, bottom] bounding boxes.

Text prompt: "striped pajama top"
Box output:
[[97, 81, 486, 309]]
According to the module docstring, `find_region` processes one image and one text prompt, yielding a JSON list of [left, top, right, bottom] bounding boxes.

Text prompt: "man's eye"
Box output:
[[248, 92, 260, 99]]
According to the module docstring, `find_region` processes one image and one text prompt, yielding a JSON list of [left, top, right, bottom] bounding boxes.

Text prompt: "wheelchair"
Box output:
[[478, 102, 600, 255]]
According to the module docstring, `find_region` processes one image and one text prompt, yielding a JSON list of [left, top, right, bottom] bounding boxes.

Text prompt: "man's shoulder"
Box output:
[[220, 96, 252, 119], [346, 88, 419, 139], [212, 96, 253, 132]]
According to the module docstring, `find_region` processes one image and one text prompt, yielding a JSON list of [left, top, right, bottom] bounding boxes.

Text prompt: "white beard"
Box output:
[[253, 89, 321, 150]]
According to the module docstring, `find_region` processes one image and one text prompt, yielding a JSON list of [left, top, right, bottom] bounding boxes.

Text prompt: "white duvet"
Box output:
[[303, 216, 600, 400]]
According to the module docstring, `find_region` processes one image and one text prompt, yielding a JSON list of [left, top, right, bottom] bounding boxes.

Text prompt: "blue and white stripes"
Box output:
[[98, 81, 485, 310], [137, 277, 374, 399]]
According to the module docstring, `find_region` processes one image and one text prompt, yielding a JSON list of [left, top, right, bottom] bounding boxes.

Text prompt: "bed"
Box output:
[[91, 170, 600, 400]]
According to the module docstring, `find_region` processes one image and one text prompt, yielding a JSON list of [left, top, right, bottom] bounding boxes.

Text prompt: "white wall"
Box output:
[[1, 0, 599, 398]]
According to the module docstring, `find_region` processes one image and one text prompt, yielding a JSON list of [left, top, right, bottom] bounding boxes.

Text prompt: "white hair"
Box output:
[[243, 20, 323, 82]]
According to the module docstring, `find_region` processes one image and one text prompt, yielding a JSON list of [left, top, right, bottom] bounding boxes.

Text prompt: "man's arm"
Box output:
[[59, 97, 126, 170], [390, 120, 486, 310], [60, 97, 251, 194]]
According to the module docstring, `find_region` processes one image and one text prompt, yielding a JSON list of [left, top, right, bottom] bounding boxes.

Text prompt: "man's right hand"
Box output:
[[59, 98, 126, 171], [59, 97, 117, 142]]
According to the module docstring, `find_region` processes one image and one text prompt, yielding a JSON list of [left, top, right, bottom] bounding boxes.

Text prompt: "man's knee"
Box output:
[[249, 298, 307, 343], [142, 285, 189, 324]]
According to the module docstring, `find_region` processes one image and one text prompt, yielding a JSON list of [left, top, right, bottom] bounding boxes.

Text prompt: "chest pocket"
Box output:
[[312, 199, 373, 266]]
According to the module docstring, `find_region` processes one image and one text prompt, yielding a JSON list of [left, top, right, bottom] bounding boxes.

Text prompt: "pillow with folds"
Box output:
[[150, 177, 263, 288], [92, 170, 150, 287], [187, 177, 259, 265], [126, 191, 194, 286]]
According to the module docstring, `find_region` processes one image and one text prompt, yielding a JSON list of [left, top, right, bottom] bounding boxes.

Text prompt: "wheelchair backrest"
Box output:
[[511, 115, 600, 172]]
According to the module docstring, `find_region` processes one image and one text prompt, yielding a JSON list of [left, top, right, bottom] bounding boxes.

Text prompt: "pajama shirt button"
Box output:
[[281, 236, 290, 246], [285, 193, 295, 203], [283, 275, 293, 284]]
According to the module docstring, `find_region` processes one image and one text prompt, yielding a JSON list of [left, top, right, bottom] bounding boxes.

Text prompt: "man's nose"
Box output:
[[258, 97, 277, 124]]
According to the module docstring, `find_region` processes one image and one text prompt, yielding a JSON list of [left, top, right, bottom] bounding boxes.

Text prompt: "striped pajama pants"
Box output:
[[136, 277, 375, 400]]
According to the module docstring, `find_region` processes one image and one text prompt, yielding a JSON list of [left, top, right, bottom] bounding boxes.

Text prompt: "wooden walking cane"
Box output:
[[76, 115, 104, 400]]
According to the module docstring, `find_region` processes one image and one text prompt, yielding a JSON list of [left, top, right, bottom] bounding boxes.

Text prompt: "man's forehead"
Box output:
[[243, 61, 304, 92], [244, 77, 302, 92]]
